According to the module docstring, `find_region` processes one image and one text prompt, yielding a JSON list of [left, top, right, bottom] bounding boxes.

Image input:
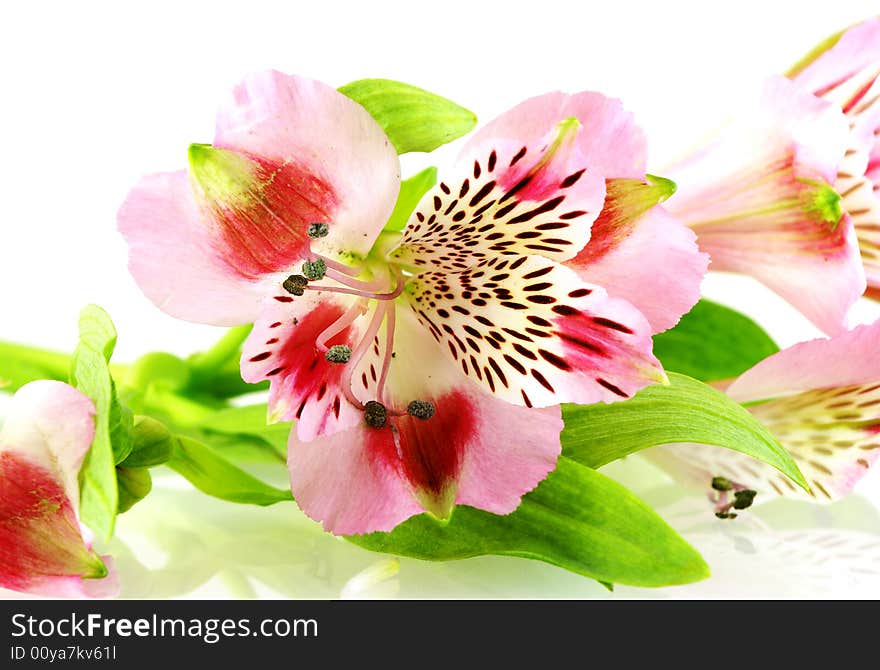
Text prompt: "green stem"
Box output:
[[142, 386, 219, 428], [188, 325, 253, 380]]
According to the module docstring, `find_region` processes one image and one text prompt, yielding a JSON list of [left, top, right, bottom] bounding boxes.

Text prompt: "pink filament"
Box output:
[[312, 252, 362, 277], [314, 301, 366, 352], [377, 301, 396, 402], [325, 267, 393, 292], [305, 274, 405, 301], [340, 301, 388, 411]]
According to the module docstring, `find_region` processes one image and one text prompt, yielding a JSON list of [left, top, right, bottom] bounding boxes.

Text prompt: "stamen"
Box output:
[[732, 489, 757, 510], [710, 475, 757, 519], [282, 274, 309, 296], [711, 476, 733, 491], [407, 400, 435, 420], [364, 400, 388, 428], [377, 301, 396, 401], [340, 301, 388, 411], [307, 222, 329, 238], [305, 274, 405, 301], [302, 258, 327, 281], [314, 253, 362, 277], [315, 302, 366, 352], [325, 267, 396, 292], [325, 344, 352, 363]]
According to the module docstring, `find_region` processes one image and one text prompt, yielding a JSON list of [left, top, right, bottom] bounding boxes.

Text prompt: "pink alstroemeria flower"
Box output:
[[0, 381, 117, 597], [787, 18, 880, 301], [119, 73, 706, 534], [649, 321, 880, 506], [663, 75, 865, 334]]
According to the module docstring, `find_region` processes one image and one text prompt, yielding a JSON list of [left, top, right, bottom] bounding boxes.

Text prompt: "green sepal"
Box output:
[[384, 166, 437, 232], [339, 79, 477, 154], [116, 466, 152, 513], [120, 416, 176, 468]]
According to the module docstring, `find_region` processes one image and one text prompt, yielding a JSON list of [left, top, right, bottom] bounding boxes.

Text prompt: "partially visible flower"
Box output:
[[0, 381, 117, 597], [648, 320, 880, 506], [663, 75, 864, 334], [787, 18, 880, 300], [120, 74, 707, 534]]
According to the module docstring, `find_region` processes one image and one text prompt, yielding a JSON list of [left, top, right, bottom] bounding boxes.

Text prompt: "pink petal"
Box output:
[[185, 144, 343, 281], [790, 16, 880, 171], [390, 125, 605, 273], [651, 320, 880, 504], [789, 19, 880, 300], [726, 319, 880, 403], [0, 382, 117, 597], [214, 71, 400, 261], [664, 76, 864, 334], [288, 305, 564, 535], [790, 19, 880, 94], [287, 423, 423, 536], [460, 91, 647, 179], [840, 174, 880, 293], [241, 292, 371, 441], [569, 179, 709, 333], [404, 255, 665, 408], [0, 381, 95, 506], [118, 170, 266, 326], [651, 373, 880, 503]]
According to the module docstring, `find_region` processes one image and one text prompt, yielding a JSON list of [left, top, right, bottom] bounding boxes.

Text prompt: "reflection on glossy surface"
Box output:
[[84, 456, 880, 599]]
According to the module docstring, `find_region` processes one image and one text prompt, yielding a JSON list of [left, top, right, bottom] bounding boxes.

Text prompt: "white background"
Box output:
[[2, 0, 880, 598]]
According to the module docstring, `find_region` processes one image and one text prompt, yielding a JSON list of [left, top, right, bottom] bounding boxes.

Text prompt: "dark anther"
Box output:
[[407, 399, 436, 420], [711, 476, 733, 492], [364, 400, 387, 428], [307, 222, 330, 238], [732, 489, 757, 510], [325, 345, 352, 364], [283, 275, 309, 296], [715, 512, 738, 520], [302, 259, 327, 281]]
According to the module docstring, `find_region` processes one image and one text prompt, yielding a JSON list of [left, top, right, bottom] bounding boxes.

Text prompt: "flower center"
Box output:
[[281, 224, 420, 424]]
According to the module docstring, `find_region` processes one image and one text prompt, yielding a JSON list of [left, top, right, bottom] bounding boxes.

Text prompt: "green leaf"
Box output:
[[349, 457, 709, 587], [653, 299, 779, 382], [561, 372, 808, 491], [117, 466, 152, 513], [70, 305, 133, 540], [0, 341, 71, 392], [166, 436, 292, 506], [120, 416, 176, 468], [339, 79, 477, 154], [107, 383, 134, 463], [384, 167, 437, 232], [197, 404, 290, 458]]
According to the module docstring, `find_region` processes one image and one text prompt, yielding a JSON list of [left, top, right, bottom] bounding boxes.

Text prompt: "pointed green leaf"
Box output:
[[166, 436, 292, 506], [348, 457, 709, 587], [561, 372, 808, 491], [384, 166, 437, 232], [653, 299, 779, 382], [70, 305, 133, 540], [339, 79, 477, 154]]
